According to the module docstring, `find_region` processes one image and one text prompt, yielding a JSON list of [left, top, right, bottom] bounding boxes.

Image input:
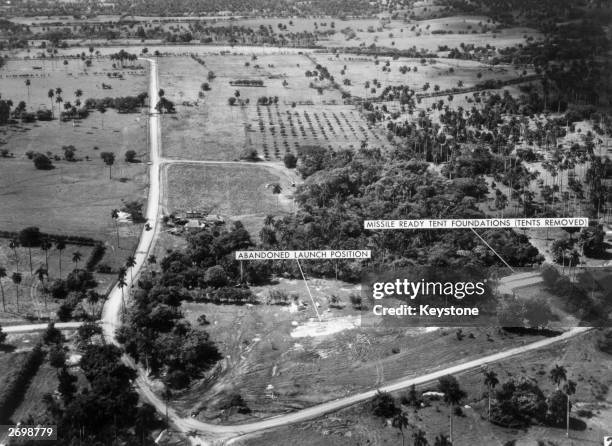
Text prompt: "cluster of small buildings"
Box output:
[[165, 210, 225, 233]]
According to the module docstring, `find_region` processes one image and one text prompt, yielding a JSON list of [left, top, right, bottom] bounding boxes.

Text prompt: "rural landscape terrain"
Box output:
[[0, 0, 611, 445]]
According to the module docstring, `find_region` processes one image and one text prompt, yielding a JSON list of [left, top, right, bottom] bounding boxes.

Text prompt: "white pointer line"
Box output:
[[296, 258, 322, 322], [470, 227, 516, 273]]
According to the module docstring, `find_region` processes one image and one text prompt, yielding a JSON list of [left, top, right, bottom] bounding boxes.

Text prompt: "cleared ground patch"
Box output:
[[172, 278, 545, 423], [165, 163, 295, 236]]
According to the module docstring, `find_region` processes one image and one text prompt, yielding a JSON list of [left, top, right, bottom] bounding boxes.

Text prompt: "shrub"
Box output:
[[96, 263, 112, 274], [371, 391, 399, 418], [43, 322, 63, 345], [218, 392, 251, 414], [283, 152, 297, 168], [203, 265, 227, 287], [349, 293, 362, 309], [65, 269, 97, 292], [125, 150, 137, 163], [121, 201, 146, 223], [240, 148, 259, 161], [49, 279, 68, 300], [33, 153, 54, 170]]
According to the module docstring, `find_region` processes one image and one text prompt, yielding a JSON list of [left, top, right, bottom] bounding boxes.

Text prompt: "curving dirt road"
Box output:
[[96, 58, 592, 446]]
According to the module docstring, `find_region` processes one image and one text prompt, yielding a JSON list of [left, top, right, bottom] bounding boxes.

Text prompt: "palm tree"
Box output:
[[9, 239, 19, 271], [0, 266, 6, 311], [86, 290, 101, 318], [55, 96, 63, 121], [55, 239, 66, 278], [125, 255, 136, 283], [40, 239, 52, 270], [111, 209, 120, 248], [25, 79, 31, 103], [35, 266, 48, 310], [483, 370, 499, 421], [392, 411, 409, 446], [48, 89, 55, 117], [11, 272, 22, 312], [74, 89, 83, 101], [72, 251, 82, 269], [563, 379, 577, 437], [550, 364, 567, 390], [271, 183, 282, 208], [147, 255, 156, 265], [118, 271, 127, 317], [438, 375, 466, 445]]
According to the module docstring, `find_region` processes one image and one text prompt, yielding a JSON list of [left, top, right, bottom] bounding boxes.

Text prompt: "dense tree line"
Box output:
[[84, 93, 148, 113], [258, 146, 542, 281]]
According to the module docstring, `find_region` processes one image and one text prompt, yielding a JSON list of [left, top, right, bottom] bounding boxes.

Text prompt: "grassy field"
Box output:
[[0, 56, 150, 322], [0, 55, 148, 240], [165, 163, 296, 237], [243, 330, 611, 446], [172, 278, 546, 423], [158, 53, 388, 162], [0, 58, 148, 253], [319, 53, 532, 98], [323, 20, 540, 51]]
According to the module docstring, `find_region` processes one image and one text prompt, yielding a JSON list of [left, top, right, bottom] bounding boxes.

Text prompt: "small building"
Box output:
[[185, 219, 204, 230], [204, 214, 225, 224]]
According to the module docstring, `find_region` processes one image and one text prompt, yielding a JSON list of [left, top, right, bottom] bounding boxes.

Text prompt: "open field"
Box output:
[[173, 278, 547, 423], [0, 57, 150, 284], [244, 330, 612, 446], [158, 53, 388, 161], [318, 53, 533, 99], [165, 163, 295, 237], [0, 57, 147, 109], [322, 18, 540, 50]]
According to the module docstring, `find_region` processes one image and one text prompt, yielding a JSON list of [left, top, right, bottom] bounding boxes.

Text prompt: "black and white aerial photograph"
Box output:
[[0, 0, 611, 445]]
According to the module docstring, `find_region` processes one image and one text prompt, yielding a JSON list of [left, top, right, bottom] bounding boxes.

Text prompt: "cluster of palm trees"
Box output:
[[109, 50, 139, 68], [46, 87, 85, 121]]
